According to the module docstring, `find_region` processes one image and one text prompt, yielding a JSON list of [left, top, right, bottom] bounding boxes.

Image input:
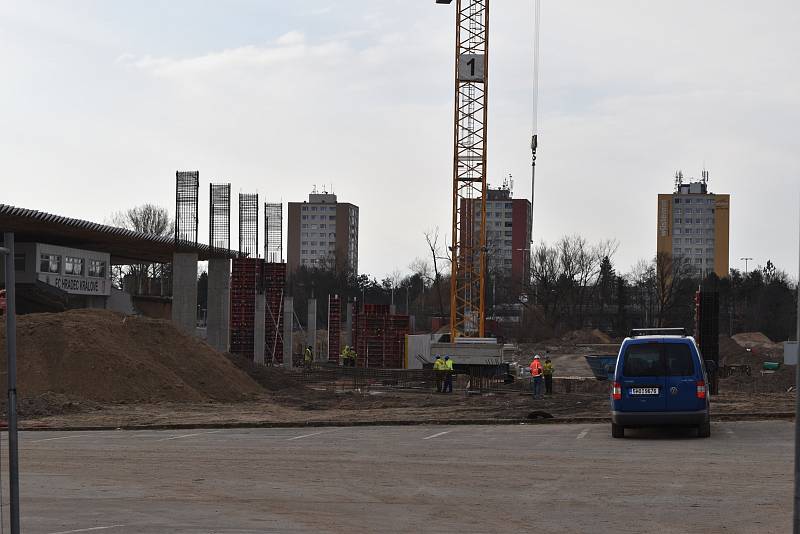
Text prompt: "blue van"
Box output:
[[611, 328, 710, 438]]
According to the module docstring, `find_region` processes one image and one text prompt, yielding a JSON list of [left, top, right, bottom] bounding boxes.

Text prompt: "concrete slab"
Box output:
[[5, 421, 792, 533]]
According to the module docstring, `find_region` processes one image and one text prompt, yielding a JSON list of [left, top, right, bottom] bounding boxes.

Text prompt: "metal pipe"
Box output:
[[3, 232, 20, 533], [794, 192, 800, 534]]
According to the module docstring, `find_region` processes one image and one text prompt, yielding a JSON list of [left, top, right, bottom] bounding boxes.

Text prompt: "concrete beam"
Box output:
[[206, 258, 230, 352], [172, 252, 198, 335], [307, 298, 317, 361], [283, 297, 293, 368], [254, 292, 266, 365]]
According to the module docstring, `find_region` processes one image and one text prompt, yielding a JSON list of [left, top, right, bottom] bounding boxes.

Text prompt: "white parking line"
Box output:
[[576, 428, 589, 440], [287, 429, 337, 441], [156, 430, 221, 442], [31, 435, 86, 443], [422, 430, 451, 440], [47, 525, 126, 534]]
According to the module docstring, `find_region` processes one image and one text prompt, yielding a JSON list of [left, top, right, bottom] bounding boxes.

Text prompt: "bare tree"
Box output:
[[424, 228, 449, 320], [110, 204, 174, 295], [654, 252, 696, 327]]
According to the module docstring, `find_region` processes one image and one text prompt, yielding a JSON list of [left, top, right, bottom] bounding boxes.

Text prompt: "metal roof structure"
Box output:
[[0, 204, 237, 264]]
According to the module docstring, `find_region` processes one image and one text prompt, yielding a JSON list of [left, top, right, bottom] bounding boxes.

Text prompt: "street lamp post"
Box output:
[[740, 257, 753, 274], [1, 233, 21, 534]]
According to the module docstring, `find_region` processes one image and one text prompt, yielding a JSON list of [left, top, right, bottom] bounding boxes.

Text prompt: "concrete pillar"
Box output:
[[283, 297, 294, 368], [344, 302, 353, 346], [172, 252, 198, 335], [254, 291, 266, 364], [307, 298, 318, 361], [206, 258, 230, 352]]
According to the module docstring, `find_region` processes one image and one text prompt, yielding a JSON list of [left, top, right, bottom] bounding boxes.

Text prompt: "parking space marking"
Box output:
[[31, 435, 87, 443], [576, 428, 589, 440], [156, 430, 221, 442], [422, 430, 451, 440], [287, 429, 338, 441], [47, 525, 126, 534]]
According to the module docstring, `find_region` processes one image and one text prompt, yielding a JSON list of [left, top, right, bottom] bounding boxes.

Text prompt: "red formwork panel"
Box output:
[[328, 294, 341, 364], [230, 258, 261, 358], [263, 262, 285, 364], [354, 307, 409, 369]]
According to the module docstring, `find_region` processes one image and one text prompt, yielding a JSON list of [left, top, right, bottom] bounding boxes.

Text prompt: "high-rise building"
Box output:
[[462, 184, 532, 287], [657, 171, 730, 277], [287, 192, 359, 274]]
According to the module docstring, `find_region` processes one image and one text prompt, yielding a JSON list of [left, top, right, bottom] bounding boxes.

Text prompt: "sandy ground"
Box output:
[[18, 388, 794, 430]]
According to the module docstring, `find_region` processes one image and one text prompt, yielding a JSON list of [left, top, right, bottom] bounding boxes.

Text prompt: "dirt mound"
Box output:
[[719, 335, 791, 393], [731, 332, 781, 350], [0, 309, 264, 404], [559, 328, 613, 345]]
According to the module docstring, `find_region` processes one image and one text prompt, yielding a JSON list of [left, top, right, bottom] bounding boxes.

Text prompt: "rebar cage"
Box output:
[[175, 171, 199, 245], [238, 193, 259, 258], [209, 183, 231, 255]]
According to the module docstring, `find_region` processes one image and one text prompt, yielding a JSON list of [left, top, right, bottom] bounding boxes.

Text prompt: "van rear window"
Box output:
[[665, 344, 694, 376], [623, 343, 663, 377]]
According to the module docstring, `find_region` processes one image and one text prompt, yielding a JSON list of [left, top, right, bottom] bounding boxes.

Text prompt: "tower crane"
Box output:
[[437, 0, 541, 341]]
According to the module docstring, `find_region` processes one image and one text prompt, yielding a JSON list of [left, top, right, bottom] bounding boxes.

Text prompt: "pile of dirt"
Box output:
[[731, 332, 782, 351], [0, 309, 264, 405], [558, 328, 613, 345], [718, 335, 791, 393]]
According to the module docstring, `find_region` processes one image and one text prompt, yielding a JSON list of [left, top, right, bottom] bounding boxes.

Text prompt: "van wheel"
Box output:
[[697, 421, 711, 438], [611, 423, 624, 438]]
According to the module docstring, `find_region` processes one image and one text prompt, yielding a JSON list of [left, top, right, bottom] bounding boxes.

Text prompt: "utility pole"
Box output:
[[2, 233, 20, 534]]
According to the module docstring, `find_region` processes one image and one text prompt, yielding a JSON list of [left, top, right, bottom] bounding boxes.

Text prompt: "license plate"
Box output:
[[630, 387, 659, 395]]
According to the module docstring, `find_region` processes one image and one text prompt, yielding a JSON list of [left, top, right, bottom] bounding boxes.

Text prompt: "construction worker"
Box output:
[[304, 345, 313, 370], [530, 354, 544, 400], [543, 356, 554, 396], [443, 355, 454, 393], [433, 355, 445, 393]]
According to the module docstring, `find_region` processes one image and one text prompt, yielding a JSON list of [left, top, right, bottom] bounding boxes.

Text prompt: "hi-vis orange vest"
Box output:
[[530, 359, 543, 377]]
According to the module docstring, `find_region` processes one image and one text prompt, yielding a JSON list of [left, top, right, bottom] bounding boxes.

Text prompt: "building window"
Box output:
[[674, 198, 680, 204], [39, 254, 61, 274], [302, 224, 308, 229], [695, 248, 702, 255], [675, 228, 681, 234], [329, 215, 336, 220], [301, 250, 308, 255], [504, 222, 512, 227], [302, 206, 308, 211], [320, 224, 326, 229], [310, 241, 317, 246], [695, 258, 702, 264], [302, 232, 309, 238], [311, 225, 317, 230], [88, 260, 106, 278], [319, 232, 325, 237], [302, 215, 308, 220], [674, 248, 682, 254], [311, 207, 317, 211], [674, 217, 681, 223]]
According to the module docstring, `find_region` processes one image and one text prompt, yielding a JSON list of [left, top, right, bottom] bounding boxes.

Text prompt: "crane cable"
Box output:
[[531, 0, 541, 213]]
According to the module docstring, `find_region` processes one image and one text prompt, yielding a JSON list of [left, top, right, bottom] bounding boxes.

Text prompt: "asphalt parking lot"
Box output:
[[0, 421, 792, 533]]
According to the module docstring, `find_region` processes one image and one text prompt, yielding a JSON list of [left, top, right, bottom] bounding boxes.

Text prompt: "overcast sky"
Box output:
[[1, 1, 798, 278]]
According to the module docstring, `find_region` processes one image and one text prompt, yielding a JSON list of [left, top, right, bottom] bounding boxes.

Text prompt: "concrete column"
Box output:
[[307, 298, 318, 361], [206, 258, 230, 352], [172, 252, 198, 335], [283, 297, 294, 368], [254, 291, 266, 364], [344, 302, 353, 346]]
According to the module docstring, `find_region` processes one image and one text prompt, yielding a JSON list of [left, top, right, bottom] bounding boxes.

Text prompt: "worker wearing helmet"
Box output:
[[443, 355, 454, 393], [304, 345, 313, 370], [530, 355, 544, 400], [433, 355, 446, 393]]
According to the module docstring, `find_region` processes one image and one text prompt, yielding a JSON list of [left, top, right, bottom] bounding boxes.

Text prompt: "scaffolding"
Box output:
[[449, 0, 489, 339], [238, 193, 259, 258], [264, 202, 283, 263], [175, 171, 199, 245], [209, 183, 231, 254]]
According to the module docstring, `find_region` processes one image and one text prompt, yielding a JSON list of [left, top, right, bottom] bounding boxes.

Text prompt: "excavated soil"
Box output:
[[0, 309, 264, 407]]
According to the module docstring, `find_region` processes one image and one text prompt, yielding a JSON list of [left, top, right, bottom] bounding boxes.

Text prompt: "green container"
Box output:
[[762, 361, 781, 371]]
